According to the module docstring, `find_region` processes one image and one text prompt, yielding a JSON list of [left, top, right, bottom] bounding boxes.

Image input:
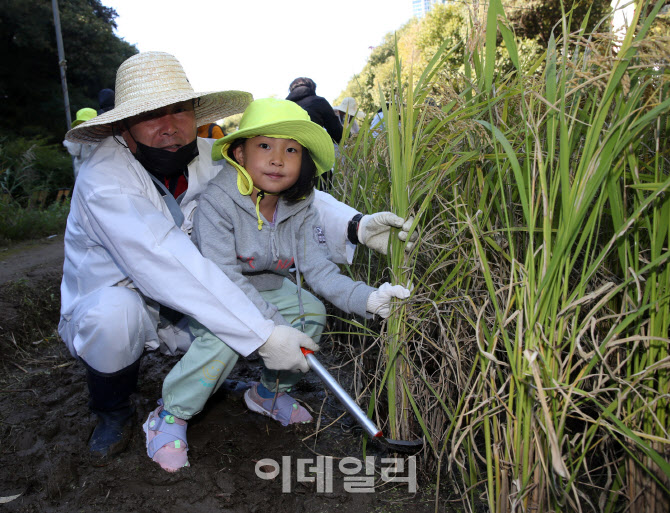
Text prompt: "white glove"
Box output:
[[366, 282, 411, 319], [357, 212, 418, 255], [258, 325, 319, 373]]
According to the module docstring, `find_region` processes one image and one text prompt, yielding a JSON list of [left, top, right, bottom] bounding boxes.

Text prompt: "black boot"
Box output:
[[84, 358, 141, 458]]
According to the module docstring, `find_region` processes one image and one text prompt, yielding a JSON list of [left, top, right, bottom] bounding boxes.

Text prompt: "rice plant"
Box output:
[[332, 1, 670, 511]]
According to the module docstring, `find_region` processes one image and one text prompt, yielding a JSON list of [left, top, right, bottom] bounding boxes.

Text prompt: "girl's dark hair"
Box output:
[[227, 138, 317, 203]]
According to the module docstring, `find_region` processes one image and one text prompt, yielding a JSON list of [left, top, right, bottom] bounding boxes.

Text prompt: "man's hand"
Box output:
[[366, 282, 412, 318], [258, 325, 319, 373], [357, 212, 417, 255]]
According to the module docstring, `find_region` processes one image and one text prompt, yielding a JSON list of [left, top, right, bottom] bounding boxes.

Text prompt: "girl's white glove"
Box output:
[[366, 282, 411, 319], [258, 325, 319, 373], [357, 213, 417, 254]]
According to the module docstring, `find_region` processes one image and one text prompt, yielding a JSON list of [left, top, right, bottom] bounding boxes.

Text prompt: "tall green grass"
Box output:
[[332, 1, 670, 511], [0, 199, 70, 244], [0, 136, 73, 244]]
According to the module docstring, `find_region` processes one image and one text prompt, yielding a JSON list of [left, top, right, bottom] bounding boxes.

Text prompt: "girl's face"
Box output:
[[233, 136, 302, 194]]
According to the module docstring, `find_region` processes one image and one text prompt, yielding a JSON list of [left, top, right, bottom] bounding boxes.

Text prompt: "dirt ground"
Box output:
[[0, 235, 452, 513]]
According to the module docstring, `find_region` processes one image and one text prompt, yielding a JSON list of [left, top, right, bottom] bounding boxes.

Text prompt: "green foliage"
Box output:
[[0, 137, 73, 202], [413, 3, 468, 69], [0, 0, 130, 242], [221, 113, 243, 135], [339, 30, 410, 113], [503, 0, 612, 42], [339, 1, 548, 116], [648, 3, 670, 48], [0, 199, 70, 244], [0, 0, 137, 142]]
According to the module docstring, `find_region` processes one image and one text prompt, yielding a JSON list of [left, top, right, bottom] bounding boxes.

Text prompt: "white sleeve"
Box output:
[[63, 140, 82, 158], [312, 190, 358, 265], [79, 184, 274, 356]]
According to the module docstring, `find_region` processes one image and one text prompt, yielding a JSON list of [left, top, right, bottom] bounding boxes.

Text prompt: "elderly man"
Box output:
[[60, 52, 415, 463]]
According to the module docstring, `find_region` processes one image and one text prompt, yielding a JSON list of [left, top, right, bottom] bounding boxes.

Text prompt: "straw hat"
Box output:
[[71, 108, 97, 128], [65, 52, 252, 144], [213, 98, 335, 176], [333, 97, 365, 119]]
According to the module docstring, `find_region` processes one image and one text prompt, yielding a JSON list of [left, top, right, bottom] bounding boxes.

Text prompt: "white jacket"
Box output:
[[63, 140, 96, 179], [60, 136, 357, 356]]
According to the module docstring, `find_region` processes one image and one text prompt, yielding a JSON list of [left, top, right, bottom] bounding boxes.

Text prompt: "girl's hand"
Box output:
[[366, 283, 411, 319]]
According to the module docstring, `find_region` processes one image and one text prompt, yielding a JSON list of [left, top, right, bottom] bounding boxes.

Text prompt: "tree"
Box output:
[[0, 0, 137, 142], [503, 0, 613, 43], [338, 1, 617, 116], [339, 28, 411, 113], [413, 2, 468, 69]]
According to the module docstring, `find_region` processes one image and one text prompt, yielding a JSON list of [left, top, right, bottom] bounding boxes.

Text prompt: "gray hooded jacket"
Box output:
[[192, 163, 375, 326]]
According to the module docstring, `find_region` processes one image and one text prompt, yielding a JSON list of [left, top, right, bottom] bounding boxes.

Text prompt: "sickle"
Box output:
[[301, 348, 424, 454]]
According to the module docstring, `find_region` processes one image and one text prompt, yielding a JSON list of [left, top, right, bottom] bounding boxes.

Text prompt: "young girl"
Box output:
[[143, 98, 411, 472]]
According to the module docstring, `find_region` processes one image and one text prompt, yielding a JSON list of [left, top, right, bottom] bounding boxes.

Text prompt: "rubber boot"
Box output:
[[85, 358, 141, 458]]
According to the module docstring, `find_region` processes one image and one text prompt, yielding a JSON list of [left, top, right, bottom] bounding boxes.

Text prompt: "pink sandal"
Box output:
[[244, 383, 312, 426], [142, 399, 189, 472]]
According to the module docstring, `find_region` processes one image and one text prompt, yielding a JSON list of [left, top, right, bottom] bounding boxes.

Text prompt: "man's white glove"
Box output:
[[366, 282, 412, 319], [258, 325, 319, 373], [357, 212, 417, 255]]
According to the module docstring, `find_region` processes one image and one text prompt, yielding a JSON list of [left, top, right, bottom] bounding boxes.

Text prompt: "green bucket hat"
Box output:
[[212, 98, 335, 177], [71, 107, 98, 128]]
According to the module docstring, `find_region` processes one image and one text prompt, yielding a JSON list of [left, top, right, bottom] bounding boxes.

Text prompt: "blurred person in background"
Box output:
[[286, 77, 342, 190], [97, 88, 115, 114], [62, 107, 97, 179], [333, 97, 364, 136]]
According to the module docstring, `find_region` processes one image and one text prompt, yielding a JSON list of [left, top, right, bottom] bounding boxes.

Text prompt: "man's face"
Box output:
[[120, 100, 197, 152]]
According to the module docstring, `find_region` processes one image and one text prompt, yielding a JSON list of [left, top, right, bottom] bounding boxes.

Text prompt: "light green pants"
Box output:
[[162, 279, 326, 420]]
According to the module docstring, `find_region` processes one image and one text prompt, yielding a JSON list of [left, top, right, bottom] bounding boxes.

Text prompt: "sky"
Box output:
[[102, 0, 414, 104]]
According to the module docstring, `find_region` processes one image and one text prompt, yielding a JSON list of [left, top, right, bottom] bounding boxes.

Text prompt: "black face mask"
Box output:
[[133, 138, 199, 179]]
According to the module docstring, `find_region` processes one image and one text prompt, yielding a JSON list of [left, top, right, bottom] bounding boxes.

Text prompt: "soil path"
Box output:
[[0, 236, 443, 512], [0, 234, 65, 286]]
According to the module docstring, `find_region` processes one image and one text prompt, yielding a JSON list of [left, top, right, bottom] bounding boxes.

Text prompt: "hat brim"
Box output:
[[335, 107, 365, 119], [65, 90, 252, 144], [216, 120, 334, 176]]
